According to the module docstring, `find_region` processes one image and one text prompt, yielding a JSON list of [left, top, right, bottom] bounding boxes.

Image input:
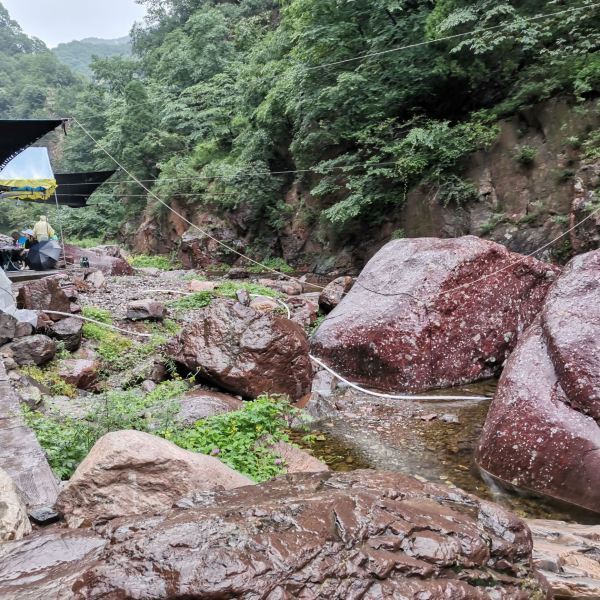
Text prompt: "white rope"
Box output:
[[306, 4, 598, 70], [43, 310, 152, 338], [309, 354, 492, 401]]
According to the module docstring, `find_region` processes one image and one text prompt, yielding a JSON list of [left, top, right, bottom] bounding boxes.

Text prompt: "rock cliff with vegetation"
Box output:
[[0, 0, 598, 271]]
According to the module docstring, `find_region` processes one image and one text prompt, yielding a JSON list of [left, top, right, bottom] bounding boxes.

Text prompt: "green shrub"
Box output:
[[170, 291, 214, 311], [478, 213, 506, 236], [247, 257, 294, 274], [23, 380, 187, 480], [69, 238, 109, 249], [391, 228, 405, 240], [515, 146, 537, 167], [169, 396, 305, 482], [129, 254, 180, 270], [82, 306, 112, 323], [21, 364, 78, 398], [25, 390, 302, 483]]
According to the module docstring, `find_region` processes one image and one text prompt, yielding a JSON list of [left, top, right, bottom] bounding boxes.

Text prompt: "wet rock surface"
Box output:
[[166, 299, 312, 400], [56, 430, 253, 528], [477, 251, 600, 514], [71, 470, 544, 599], [0, 467, 31, 542], [312, 236, 558, 392], [0, 529, 107, 600], [527, 519, 600, 599]]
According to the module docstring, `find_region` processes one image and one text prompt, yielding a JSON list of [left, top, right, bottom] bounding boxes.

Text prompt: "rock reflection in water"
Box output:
[[298, 380, 600, 523]]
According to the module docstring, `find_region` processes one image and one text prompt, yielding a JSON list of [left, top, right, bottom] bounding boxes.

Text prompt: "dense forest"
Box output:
[[52, 37, 132, 77], [0, 0, 598, 261]]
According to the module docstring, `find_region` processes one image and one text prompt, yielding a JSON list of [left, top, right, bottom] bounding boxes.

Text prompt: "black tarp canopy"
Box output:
[[37, 170, 117, 207], [0, 119, 66, 170]]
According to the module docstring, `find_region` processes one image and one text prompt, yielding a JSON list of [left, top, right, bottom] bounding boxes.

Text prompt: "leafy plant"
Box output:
[[168, 396, 305, 482], [515, 146, 537, 167], [21, 364, 77, 398], [247, 257, 294, 274], [128, 254, 180, 270]]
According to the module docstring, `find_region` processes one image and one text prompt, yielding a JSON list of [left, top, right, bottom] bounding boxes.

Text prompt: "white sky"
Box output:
[[3, 0, 147, 47]]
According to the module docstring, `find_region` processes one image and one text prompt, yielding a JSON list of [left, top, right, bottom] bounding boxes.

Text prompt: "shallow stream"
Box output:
[[294, 380, 600, 523]]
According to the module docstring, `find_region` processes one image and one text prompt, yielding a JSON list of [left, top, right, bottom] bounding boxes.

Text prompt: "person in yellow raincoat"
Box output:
[[32, 216, 56, 243]]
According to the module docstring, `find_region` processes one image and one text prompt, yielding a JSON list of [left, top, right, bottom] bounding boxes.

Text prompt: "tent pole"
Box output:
[[53, 191, 67, 268]]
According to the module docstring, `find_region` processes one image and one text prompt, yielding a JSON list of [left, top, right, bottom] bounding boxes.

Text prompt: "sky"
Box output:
[[3, 0, 147, 48]]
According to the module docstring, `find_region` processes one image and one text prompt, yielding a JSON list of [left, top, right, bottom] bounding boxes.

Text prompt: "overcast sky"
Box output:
[[3, 0, 147, 48]]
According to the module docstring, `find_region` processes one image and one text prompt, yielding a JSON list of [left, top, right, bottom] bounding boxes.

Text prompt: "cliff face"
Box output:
[[129, 99, 600, 274]]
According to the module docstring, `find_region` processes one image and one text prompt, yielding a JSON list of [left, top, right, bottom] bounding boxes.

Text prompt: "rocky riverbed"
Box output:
[[0, 237, 599, 598]]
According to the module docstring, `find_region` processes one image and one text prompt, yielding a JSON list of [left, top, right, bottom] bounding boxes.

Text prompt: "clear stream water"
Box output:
[[294, 380, 600, 524]]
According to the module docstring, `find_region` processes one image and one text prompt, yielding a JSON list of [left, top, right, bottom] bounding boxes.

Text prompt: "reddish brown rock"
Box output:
[[312, 236, 558, 392], [16, 277, 71, 321], [166, 300, 312, 400], [4, 335, 56, 366], [126, 299, 166, 321], [57, 359, 99, 391], [477, 251, 600, 513], [178, 225, 244, 269], [70, 471, 544, 599], [258, 278, 303, 296], [55, 430, 253, 528], [318, 276, 354, 313], [63, 245, 133, 276], [177, 389, 244, 425], [188, 279, 218, 293], [0, 529, 107, 600], [271, 441, 329, 474], [288, 296, 319, 328], [541, 251, 600, 420]]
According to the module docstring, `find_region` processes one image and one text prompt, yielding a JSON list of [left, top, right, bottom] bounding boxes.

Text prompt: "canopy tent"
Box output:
[[0, 147, 57, 201], [0, 119, 66, 171], [51, 170, 117, 207]]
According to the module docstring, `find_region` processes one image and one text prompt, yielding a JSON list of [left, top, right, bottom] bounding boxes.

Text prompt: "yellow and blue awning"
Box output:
[[0, 147, 57, 201]]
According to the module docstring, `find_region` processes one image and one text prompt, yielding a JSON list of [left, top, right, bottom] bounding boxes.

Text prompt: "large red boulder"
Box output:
[[166, 300, 312, 400], [16, 277, 71, 321], [311, 236, 558, 392], [67, 471, 544, 598], [63, 245, 133, 276], [476, 251, 600, 513]]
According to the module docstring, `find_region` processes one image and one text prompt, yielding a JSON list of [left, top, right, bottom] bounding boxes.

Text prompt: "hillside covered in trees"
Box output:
[[52, 37, 132, 77], [0, 0, 598, 268]]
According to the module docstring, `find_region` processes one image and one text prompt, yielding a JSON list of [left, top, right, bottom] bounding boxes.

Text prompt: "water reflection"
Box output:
[[296, 380, 600, 523]]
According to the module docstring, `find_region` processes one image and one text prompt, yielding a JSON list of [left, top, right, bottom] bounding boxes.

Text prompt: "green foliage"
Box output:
[[247, 257, 294, 274], [21, 364, 77, 398], [82, 306, 113, 323], [170, 291, 214, 310], [25, 387, 300, 483], [215, 281, 281, 299], [514, 145, 537, 167], [169, 396, 303, 482], [53, 37, 131, 77], [23, 380, 187, 480], [478, 213, 506, 236], [391, 229, 405, 240], [3, 0, 598, 240], [129, 254, 180, 270], [170, 281, 281, 311]]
